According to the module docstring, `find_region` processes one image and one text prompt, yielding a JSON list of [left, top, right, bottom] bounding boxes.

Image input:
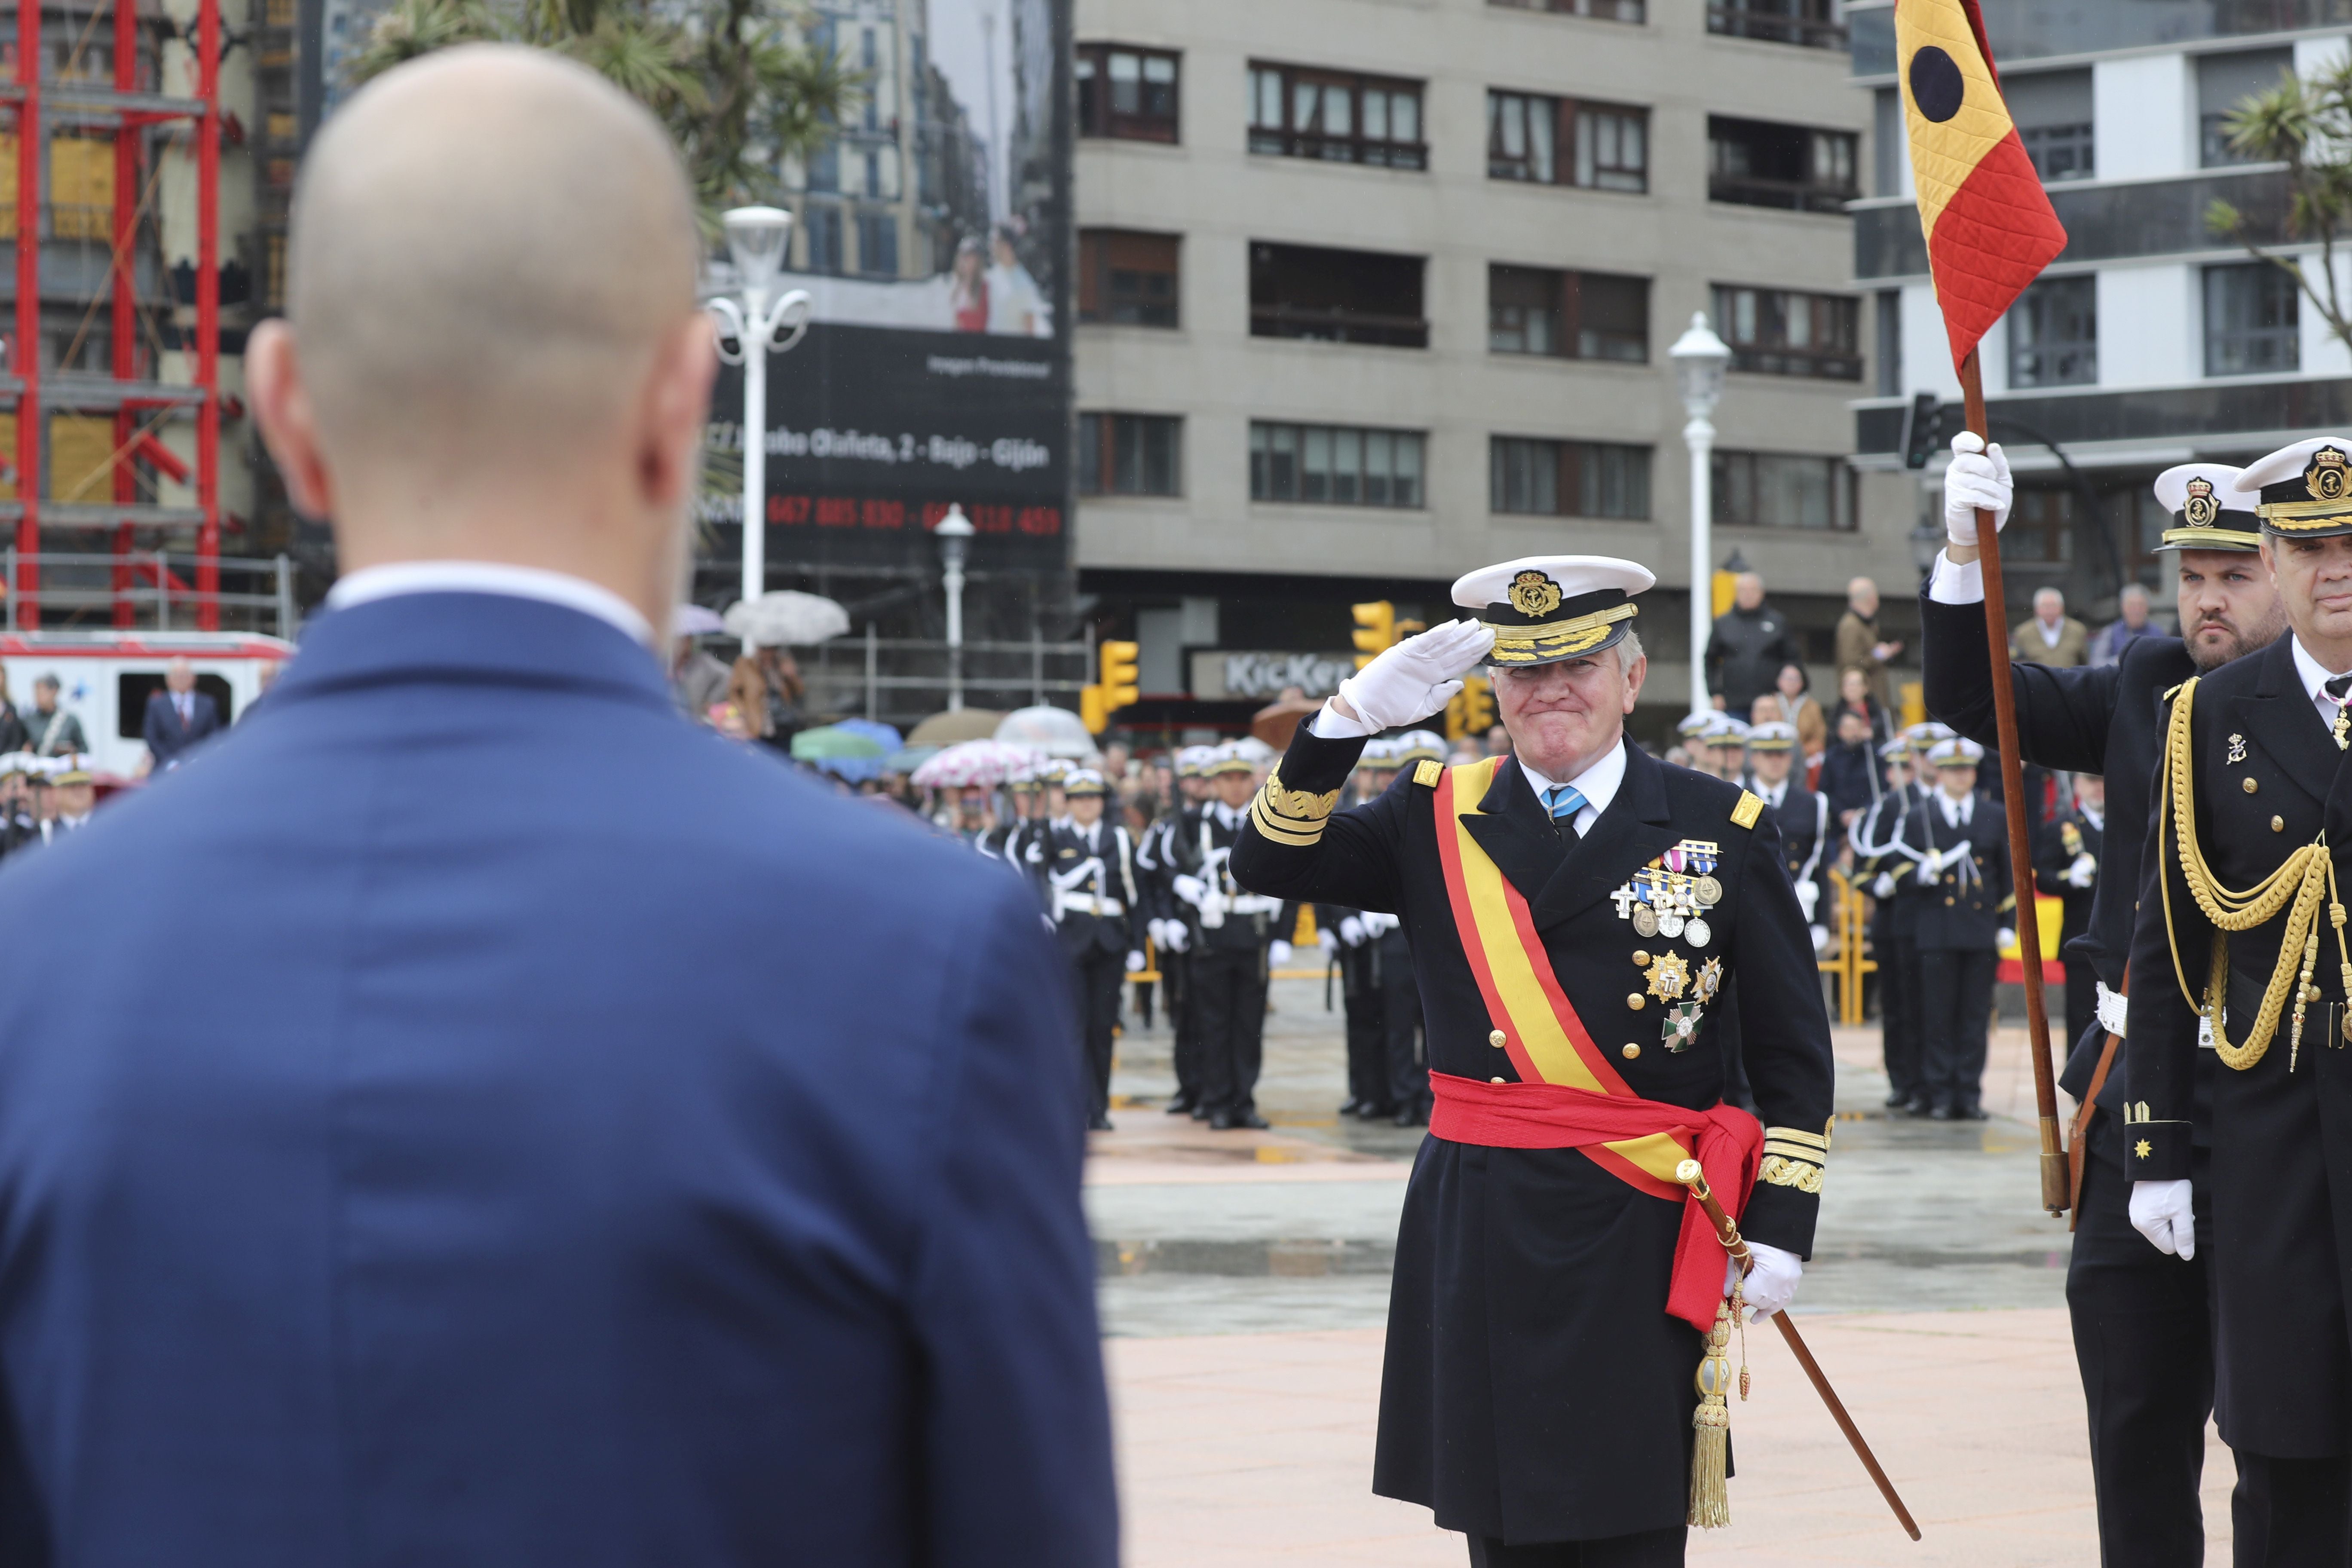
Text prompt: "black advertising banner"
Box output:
[[703, 0, 1072, 574]]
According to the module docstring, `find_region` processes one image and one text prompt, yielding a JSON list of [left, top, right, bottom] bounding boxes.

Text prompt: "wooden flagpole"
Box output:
[[1958, 349, 2069, 1216]]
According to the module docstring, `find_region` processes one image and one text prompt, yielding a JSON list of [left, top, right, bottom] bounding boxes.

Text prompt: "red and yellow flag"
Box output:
[[1897, 0, 2067, 372]]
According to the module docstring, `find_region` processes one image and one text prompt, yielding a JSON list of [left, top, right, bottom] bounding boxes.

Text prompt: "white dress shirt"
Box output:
[[1519, 738, 1626, 839], [1938, 787, 1974, 831], [2289, 634, 2352, 734], [1926, 550, 1984, 605], [325, 561, 655, 647], [2037, 618, 2064, 649], [1757, 778, 1789, 810]]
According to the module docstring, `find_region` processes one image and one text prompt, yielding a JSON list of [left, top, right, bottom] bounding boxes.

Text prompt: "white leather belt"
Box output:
[[2095, 981, 2128, 1039], [1055, 891, 1124, 919], [1227, 894, 1282, 916]]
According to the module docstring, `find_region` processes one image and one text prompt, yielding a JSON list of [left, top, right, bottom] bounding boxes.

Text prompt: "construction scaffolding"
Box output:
[[3, 0, 222, 631]]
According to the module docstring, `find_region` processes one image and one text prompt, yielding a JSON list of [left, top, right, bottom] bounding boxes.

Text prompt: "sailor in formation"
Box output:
[[1034, 768, 1145, 1132]]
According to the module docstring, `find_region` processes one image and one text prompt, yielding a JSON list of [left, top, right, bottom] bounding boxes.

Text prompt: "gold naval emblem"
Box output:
[[1507, 570, 1564, 618], [2183, 476, 2220, 527], [2309, 446, 2350, 502]]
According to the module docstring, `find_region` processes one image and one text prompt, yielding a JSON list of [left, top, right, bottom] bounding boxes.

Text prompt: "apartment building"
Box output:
[[1070, 0, 1891, 735], [1852, 3, 2352, 621]]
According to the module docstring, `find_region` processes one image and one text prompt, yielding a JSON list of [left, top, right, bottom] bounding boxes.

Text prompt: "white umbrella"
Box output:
[[994, 705, 1100, 762], [723, 591, 851, 648], [672, 604, 726, 637]]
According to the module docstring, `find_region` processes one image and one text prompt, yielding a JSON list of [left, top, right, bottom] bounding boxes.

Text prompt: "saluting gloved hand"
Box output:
[[1724, 1243, 1803, 1320], [2066, 853, 2098, 888], [1161, 923, 1189, 954], [1943, 431, 2014, 547], [1268, 940, 1295, 968], [1125, 949, 1147, 973], [1338, 914, 1368, 947], [1997, 928, 2016, 951], [2130, 1179, 2196, 1259], [1871, 871, 1898, 899], [1325, 619, 1498, 736], [1171, 874, 1207, 909], [1317, 928, 1340, 959], [1794, 879, 1819, 923]]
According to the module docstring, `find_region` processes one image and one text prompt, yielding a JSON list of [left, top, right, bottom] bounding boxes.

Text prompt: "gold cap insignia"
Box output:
[[2308, 446, 2350, 502], [1507, 570, 1563, 618], [2183, 476, 2220, 527]]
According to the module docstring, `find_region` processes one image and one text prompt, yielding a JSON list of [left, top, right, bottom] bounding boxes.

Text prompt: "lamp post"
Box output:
[[1669, 311, 1731, 718], [936, 503, 975, 710], [707, 206, 814, 608]]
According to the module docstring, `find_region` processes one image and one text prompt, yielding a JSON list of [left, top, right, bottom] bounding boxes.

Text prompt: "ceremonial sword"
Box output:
[[1675, 1159, 1922, 1542]]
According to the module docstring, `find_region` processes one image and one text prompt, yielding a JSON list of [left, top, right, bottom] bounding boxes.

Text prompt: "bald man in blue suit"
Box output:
[[0, 49, 1113, 1568]]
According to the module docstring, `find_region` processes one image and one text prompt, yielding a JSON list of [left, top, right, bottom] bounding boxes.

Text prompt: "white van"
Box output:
[[2, 630, 295, 778]]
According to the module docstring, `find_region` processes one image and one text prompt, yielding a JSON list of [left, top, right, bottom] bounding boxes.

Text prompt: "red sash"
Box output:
[[1430, 1073, 1761, 1333]]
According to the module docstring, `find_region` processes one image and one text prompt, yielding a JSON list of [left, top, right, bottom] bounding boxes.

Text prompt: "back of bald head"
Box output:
[[289, 46, 699, 474]]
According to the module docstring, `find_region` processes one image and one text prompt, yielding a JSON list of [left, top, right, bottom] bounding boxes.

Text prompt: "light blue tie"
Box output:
[[1545, 784, 1587, 833]]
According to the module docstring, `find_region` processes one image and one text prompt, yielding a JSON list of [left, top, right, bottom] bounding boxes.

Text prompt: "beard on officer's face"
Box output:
[[2179, 550, 2288, 672]]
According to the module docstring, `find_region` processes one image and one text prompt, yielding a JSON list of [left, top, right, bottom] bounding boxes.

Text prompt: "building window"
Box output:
[[1248, 64, 1426, 170], [1712, 285, 1860, 379], [1712, 450, 1853, 530], [1872, 87, 1905, 197], [2199, 47, 2292, 168], [857, 213, 898, 277], [1489, 266, 1649, 361], [1486, 0, 1644, 22], [2204, 262, 2299, 376], [2007, 69, 2094, 182], [1706, 0, 1844, 51], [1077, 44, 1180, 143], [1078, 413, 1183, 497], [1491, 437, 1651, 519], [1250, 422, 1426, 508], [1078, 230, 1179, 328], [1708, 116, 1857, 213], [2008, 275, 2096, 387], [1487, 92, 1648, 193], [2004, 487, 2076, 565], [1874, 289, 1902, 397], [802, 205, 844, 274], [1250, 242, 1427, 349]]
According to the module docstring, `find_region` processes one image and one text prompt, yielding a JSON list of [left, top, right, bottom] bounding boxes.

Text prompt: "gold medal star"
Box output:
[[2135, 1139, 2153, 1160]]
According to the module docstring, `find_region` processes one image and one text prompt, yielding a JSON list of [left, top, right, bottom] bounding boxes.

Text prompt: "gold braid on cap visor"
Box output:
[[2258, 498, 2352, 530], [2160, 526, 2260, 550], [1480, 603, 1638, 665]]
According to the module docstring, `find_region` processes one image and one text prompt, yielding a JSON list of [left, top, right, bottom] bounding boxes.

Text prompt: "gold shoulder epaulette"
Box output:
[[1413, 759, 1442, 787], [1731, 790, 1764, 830], [2162, 678, 2194, 704]]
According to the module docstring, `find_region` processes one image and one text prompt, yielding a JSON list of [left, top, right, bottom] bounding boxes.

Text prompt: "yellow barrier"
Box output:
[[1816, 868, 1877, 1025]]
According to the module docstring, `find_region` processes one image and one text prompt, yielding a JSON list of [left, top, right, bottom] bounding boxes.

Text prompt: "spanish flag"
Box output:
[[1897, 0, 2067, 372]]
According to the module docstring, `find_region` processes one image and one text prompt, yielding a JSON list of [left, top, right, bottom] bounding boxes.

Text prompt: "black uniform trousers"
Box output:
[[1466, 1527, 1682, 1567], [1338, 943, 1390, 1111], [1069, 944, 1125, 1120], [1877, 912, 1924, 1104], [2067, 1109, 2215, 1568], [1377, 934, 1427, 1117], [1162, 948, 1201, 1109], [1191, 944, 1269, 1117], [1917, 946, 1994, 1114], [2235, 1454, 2352, 1568]]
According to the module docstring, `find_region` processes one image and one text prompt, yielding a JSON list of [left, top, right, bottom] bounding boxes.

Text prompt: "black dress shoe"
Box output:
[[1164, 1096, 1195, 1116], [1190, 1103, 1211, 1121], [1338, 1098, 1363, 1117], [1358, 1102, 1394, 1121], [1088, 1113, 1115, 1133], [1394, 1104, 1428, 1128], [1958, 1104, 1989, 1121], [1927, 1103, 1956, 1121], [1232, 1110, 1270, 1130], [1883, 1091, 1912, 1109], [1904, 1098, 1933, 1117], [1207, 1109, 1238, 1130]]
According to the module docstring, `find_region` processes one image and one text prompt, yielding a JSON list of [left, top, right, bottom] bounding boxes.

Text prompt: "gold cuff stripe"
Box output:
[[1730, 791, 1764, 830], [1763, 1126, 1828, 1152], [1247, 799, 1326, 847], [1481, 603, 1637, 665], [1254, 770, 1341, 826], [1758, 1155, 1824, 1194]]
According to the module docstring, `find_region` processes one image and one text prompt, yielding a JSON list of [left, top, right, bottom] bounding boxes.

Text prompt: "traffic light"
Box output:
[[1081, 640, 1141, 734], [1446, 674, 1495, 742], [1902, 392, 1945, 470], [1352, 600, 1396, 668]]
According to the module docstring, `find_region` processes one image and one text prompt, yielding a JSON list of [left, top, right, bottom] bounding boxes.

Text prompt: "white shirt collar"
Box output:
[[1518, 737, 1627, 836], [2037, 618, 2064, 647], [2081, 805, 2104, 831], [2291, 634, 2352, 728], [1939, 788, 1972, 827], [325, 561, 655, 647], [1758, 778, 1788, 808], [1209, 799, 1246, 830]]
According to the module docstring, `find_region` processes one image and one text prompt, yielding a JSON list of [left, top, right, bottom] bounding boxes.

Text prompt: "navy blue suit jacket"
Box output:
[[0, 592, 1113, 1567], [142, 687, 222, 766]]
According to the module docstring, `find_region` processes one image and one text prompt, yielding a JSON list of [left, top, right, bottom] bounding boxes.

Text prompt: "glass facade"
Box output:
[[1853, 0, 2352, 76]]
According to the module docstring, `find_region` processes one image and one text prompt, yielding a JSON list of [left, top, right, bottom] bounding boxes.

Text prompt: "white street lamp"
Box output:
[[708, 206, 814, 608], [1669, 310, 1732, 718], [935, 503, 975, 710]]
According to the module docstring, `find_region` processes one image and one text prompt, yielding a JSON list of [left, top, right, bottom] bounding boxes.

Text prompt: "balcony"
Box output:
[[1249, 303, 1429, 349], [1707, 4, 1845, 49], [1708, 174, 1856, 214]]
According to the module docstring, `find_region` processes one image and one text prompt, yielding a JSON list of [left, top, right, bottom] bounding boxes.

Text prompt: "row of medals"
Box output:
[[1627, 868, 1723, 947]]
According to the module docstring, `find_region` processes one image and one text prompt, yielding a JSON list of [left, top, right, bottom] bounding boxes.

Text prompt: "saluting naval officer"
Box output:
[[1231, 555, 1834, 1565], [1928, 446, 2283, 1565], [1035, 768, 1147, 1132], [2127, 436, 2352, 1562]]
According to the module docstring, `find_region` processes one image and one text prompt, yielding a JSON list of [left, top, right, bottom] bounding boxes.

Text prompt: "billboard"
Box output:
[[705, 0, 1072, 573]]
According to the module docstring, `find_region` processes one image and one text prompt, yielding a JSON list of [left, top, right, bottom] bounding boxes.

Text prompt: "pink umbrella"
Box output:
[[910, 739, 1042, 790]]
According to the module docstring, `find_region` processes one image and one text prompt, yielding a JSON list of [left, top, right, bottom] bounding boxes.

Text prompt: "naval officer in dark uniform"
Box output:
[[1928, 444, 2283, 1566], [2128, 436, 2352, 1563], [1230, 555, 1833, 1565], [1035, 768, 1146, 1132]]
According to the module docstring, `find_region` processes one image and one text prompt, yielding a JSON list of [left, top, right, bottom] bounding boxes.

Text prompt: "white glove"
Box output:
[[1161, 923, 1189, 954], [1794, 879, 1819, 923], [1943, 431, 2013, 546], [2130, 1179, 2196, 1260], [1913, 857, 1938, 888], [1125, 949, 1146, 973], [1871, 871, 1897, 899], [2067, 853, 2097, 888], [1339, 915, 1367, 947], [1362, 911, 1400, 937], [1725, 1242, 1803, 1320], [1146, 917, 1169, 948], [1810, 925, 1831, 956], [1328, 619, 1497, 734], [1269, 940, 1294, 968], [1317, 928, 1340, 958], [1997, 928, 2016, 951], [1171, 874, 1207, 909]]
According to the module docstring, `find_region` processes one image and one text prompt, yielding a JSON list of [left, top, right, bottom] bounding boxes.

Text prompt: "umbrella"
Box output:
[[882, 744, 939, 775], [1250, 695, 1321, 748], [906, 708, 1004, 747], [911, 739, 1043, 790], [994, 704, 1099, 761], [723, 590, 851, 648], [834, 718, 902, 752], [672, 604, 726, 637], [790, 724, 890, 783]]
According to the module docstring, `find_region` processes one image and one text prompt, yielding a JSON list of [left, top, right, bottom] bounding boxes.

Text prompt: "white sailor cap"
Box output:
[[2152, 463, 2261, 553], [1175, 745, 1216, 778], [1677, 711, 1715, 738], [1746, 720, 1798, 752], [1879, 736, 1914, 762], [1395, 729, 1447, 764], [1359, 737, 1402, 769], [1709, 717, 1752, 745], [2244, 437, 2352, 538], [1063, 768, 1109, 796], [1202, 744, 1254, 776], [1451, 555, 1654, 667], [1928, 736, 1986, 768], [1904, 721, 1954, 749]]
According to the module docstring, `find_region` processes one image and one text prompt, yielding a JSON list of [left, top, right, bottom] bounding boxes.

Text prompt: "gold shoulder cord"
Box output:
[[2159, 678, 2352, 1071]]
